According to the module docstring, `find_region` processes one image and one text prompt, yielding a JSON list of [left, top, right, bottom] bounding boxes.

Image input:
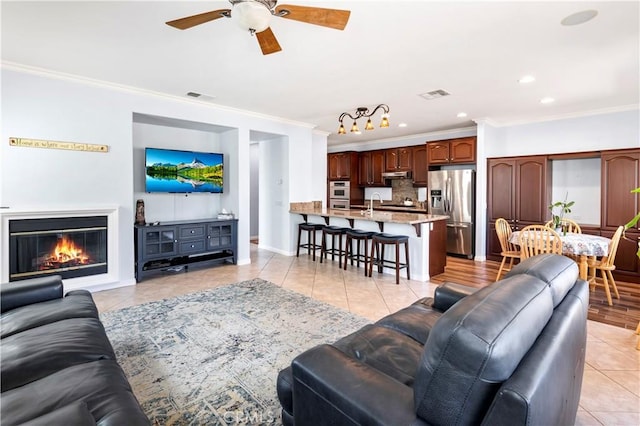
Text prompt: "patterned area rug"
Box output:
[[100, 279, 370, 425]]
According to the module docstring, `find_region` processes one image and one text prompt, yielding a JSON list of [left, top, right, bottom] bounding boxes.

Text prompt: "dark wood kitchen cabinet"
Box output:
[[427, 137, 476, 166], [601, 149, 640, 282], [359, 150, 386, 186], [328, 151, 358, 180], [486, 155, 551, 260], [385, 147, 412, 172], [412, 144, 428, 186]]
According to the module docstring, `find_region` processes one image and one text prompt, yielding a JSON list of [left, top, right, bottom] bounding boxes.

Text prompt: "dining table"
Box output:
[[509, 230, 611, 280]]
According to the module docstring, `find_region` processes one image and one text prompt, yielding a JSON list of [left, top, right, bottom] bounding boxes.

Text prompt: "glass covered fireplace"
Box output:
[[9, 216, 108, 281]]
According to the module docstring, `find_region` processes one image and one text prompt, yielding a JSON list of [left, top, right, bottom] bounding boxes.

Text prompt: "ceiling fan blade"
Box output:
[[166, 9, 231, 30], [275, 5, 350, 30], [256, 27, 282, 55]]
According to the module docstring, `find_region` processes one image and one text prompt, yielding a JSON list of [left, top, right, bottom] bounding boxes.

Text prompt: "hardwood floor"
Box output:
[[432, 256, 640, 330]]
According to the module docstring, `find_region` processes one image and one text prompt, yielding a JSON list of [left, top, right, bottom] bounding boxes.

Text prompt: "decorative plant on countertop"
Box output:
[[548, 194, 575, 234], [624, 187, 640, 259]]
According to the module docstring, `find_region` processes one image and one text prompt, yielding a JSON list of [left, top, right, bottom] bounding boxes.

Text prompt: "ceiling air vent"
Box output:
[[419, 89, 451, 100], [186, 92, 216, 101]]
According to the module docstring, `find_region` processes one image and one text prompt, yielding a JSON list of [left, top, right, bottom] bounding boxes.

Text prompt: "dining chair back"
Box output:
[[588, 225, 623, 306], [519, 225, 563, 259], [544, 218, 582, 234], [495, 218, 521, 281]]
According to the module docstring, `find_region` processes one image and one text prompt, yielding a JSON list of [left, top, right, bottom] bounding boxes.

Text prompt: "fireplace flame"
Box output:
[[51, 236, 89, 264]]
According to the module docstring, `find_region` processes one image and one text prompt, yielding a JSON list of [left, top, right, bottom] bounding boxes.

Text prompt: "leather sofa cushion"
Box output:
[[414, 273, 556, 425], [375, 299, 440, 345], [19, 401, 95, 426], [0, 290, 98, 338], [332, 324, 424, 386], [506, 253, 579, 307], [1, 317, 115, 391], [0, 360, 149, 426], [1, 276, 63, 313]]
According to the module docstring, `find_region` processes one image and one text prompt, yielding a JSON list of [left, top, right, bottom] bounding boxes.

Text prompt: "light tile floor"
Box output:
[[93, 245, 640, 425]]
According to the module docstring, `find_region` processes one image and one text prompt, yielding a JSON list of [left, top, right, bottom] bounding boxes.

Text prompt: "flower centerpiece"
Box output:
[[548, 195, 575, 234]]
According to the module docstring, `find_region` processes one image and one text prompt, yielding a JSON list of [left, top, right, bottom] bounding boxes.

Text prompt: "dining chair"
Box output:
[[544, 218, 582, 234], [495, 218, 521, 281], [518, 224, 563, 259], [587, 225, 623, 306]]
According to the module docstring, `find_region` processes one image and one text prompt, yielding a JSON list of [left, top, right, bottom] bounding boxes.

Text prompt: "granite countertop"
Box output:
[[290, 206, 448, 225]]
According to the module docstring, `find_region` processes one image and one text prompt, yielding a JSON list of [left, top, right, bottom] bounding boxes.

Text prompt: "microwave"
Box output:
[[329, 199, 350, 209], [329, 181, 350, 199]]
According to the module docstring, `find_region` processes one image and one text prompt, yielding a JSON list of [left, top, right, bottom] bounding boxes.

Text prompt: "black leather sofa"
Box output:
[[277, 254, 588, 425], [1, 275, 149, 425]]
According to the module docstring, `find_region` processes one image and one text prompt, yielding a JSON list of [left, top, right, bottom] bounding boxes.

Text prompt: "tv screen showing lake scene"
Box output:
[[145, 148, 224, 193]]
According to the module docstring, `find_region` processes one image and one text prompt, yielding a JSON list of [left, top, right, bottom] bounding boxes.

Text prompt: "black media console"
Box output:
[[134, 218, 238, 282]]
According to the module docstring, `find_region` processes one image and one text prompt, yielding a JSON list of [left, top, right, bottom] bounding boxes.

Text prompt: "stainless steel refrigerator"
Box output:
[[428, 169, 475, 258]]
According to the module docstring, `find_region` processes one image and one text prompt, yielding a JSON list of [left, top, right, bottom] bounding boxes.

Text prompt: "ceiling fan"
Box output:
[[166, 0, 351, 55]]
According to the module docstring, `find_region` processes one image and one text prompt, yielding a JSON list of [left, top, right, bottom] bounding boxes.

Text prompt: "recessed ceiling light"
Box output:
[[561, 10, 598, 26], [519, 75, 536, 84], [457, 112, 467, 118], [398, 123, 408, 128], [540, 97, 555, 104]]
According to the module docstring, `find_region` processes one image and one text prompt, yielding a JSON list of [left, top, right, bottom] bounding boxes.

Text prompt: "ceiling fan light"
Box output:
[[379, 114, 390, 128], [232, 1, 272, 32], [364, 118, 374, 130], [338, 122, 346, 134], [350, 121, 359, 133]]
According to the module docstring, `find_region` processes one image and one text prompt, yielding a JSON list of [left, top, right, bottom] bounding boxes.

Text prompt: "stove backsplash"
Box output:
[[391, 179, 419, 204]]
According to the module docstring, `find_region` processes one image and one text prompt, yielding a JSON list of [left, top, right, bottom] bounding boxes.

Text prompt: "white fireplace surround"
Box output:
[[0, 206, 132, 292]]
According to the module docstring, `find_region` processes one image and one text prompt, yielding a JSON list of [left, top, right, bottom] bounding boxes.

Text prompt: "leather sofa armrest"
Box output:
[[433, 282, 478, 312], [1, 275, 63, 313], [291, 344, 426, 426]]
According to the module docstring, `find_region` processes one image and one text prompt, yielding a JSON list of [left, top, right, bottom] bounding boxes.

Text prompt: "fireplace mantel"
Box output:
[[1, 206, 130, 292]]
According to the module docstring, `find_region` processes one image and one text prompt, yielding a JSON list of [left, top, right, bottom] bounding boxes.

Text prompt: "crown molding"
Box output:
[[1, 61, 317, 129], [482, 104, 640, 128]]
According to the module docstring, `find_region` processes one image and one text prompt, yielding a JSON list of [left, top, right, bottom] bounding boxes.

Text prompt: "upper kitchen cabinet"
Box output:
[[385, 147, 413, 172], [427, 137, 476, 166], [412, 145, 428, 186], [359, 150, 386, 187], [601, 149, 640, 231], [328, 151, 359, 180]]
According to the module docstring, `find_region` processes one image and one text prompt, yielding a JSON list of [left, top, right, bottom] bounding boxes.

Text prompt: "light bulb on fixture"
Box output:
[[231, 1, 272, 32], [350, 121, 360, 133], [338, 122, 346, 135], [365, 119, 374, 131], [379, 113, 390, 128]]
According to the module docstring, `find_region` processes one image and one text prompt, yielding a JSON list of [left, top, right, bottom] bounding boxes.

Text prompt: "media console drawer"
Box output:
[[135, 219, 238, 282]]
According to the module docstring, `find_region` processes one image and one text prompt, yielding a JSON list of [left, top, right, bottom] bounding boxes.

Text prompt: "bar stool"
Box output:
[[296, 222, 324, 261], [369, 233, 410, 284], [320, 226, 350, 265], [343, 229, 376, 276]]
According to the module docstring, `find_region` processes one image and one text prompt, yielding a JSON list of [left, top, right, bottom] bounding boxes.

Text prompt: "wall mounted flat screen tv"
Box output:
[[145, 147, 224, 193]]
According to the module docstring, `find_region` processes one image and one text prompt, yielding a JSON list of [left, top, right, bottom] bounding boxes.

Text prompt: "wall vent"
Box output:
[[419, 89, 451, 100], [186, 92, 216, 101]]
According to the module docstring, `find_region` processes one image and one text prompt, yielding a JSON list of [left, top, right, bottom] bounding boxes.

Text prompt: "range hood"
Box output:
[[381, 171, 412, 179]]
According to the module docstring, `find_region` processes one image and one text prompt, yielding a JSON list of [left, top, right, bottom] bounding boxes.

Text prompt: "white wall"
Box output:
[[1, 67, 321, 287], [551, 158, 601, 226]]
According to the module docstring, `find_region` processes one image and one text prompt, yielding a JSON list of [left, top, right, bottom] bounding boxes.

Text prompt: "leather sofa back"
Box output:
[[413, 254, 581, 425]]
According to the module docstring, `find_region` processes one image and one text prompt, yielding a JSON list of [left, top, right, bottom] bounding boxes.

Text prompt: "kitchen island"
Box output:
[[290, 202, 448, 281]]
